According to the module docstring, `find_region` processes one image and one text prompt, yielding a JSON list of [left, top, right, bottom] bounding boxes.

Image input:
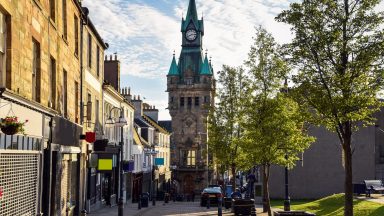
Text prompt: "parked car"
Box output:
[[200, 187, 223, 206]]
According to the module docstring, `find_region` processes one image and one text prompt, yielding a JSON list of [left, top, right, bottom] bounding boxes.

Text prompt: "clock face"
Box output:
[[186, 29, 197, 41]]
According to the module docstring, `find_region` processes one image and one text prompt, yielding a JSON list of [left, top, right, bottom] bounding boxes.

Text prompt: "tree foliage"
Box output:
[[240, 26, 315, 216], [207, 65, 247, 189], [276, 1, 384, 215]]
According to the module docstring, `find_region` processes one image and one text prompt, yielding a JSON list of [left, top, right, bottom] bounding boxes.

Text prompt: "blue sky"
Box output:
[[82, 0, 384, 120]]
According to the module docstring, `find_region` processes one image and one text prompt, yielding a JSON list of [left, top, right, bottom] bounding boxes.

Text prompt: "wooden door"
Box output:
[[183, 175, 194, 194]]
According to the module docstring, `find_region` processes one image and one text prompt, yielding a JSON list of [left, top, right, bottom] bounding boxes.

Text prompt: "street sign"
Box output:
[[155, 158, 164, 166], [85, 132, 96, 143]]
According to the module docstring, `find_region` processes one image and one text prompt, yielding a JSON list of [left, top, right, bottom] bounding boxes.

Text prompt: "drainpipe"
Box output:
[[80, 5, 89, 216]]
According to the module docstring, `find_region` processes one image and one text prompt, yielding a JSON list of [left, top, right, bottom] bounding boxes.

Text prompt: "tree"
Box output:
[[276, 1, 384, 215], [242, 27, 314, 216], [207, 65, 247, 190]]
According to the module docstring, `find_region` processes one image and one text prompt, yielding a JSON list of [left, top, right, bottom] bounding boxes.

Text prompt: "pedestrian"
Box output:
[[191, 191, 195, 202], [247, 173, 256, 198], [231, 188, 242, 199]]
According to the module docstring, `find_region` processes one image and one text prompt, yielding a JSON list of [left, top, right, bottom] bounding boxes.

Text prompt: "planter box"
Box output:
[[274, 211, 316, 216]]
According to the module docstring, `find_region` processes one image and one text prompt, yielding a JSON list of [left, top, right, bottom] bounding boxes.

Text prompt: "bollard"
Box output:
[[118, 198, 124, 216], [80, 209, 87, 216], [207, 197, 210, 209], [218, 197, 222, 216], [152, 195, 156, 206], [138, 195, 142, 210]]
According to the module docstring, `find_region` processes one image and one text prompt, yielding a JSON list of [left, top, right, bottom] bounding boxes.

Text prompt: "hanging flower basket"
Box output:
[[0, 116, 28, 135]]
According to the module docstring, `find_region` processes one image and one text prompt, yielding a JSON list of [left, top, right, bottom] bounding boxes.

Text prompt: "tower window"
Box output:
[[204, 96, 210, 103], [187, 97, 192, 106], [181, 150, 196, 167], [170, 97, 174, 103], [180, 97, 184, 107], [195, 97, 199, 106]]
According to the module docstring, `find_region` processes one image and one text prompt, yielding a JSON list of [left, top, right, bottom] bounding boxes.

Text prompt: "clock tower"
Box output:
[[167, 0, 215, 194]]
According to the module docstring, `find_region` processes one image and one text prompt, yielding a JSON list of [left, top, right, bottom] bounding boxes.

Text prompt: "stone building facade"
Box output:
[[167, 0, 215, 194], [0, 0, 86, 215]]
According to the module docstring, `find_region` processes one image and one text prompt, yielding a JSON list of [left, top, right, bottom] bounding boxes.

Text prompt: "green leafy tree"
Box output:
[[207, 65, 248, 190], [276, 1, 384, 215], [242, 27, 315, 216]]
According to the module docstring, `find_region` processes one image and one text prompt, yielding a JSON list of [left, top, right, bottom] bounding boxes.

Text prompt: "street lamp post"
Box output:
[[105, 107, 127, 216], [144, 149, 158, 206], [283, 154, 290, 211]]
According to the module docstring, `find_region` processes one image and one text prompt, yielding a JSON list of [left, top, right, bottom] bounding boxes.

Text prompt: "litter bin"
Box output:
[[141, 193, 150, 207], [164, 193, 170, 203]]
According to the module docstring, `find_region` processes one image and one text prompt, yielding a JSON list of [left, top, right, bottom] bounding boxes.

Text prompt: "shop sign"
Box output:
[[98, 159, 113, 171]]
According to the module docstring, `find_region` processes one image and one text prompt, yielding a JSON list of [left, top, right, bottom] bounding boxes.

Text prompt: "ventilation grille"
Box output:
[[0, 153, 39, 216]]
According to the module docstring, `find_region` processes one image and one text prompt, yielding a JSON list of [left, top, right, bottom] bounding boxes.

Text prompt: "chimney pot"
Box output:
[[115, 54, 117, 60], [128, 87, 131, 95]]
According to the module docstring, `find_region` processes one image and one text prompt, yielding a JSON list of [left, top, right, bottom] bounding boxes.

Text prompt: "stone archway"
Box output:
[[183, 174, 194, 194]]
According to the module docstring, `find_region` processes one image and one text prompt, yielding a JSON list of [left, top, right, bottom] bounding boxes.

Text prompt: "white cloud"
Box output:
[[81, 0, 299, 120]]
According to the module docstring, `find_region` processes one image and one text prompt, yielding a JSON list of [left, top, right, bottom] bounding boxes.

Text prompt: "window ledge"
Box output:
[[32, 0, 43, 10], [49, 19, 57, 30], [62, 35, 69, 45]]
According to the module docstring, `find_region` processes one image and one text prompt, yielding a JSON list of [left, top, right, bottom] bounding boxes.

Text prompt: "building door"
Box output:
[[183, 175, 194, 194]]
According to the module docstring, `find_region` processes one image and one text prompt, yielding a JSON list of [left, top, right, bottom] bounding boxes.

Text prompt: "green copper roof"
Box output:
[[168, 54, 179, 76], [186, 0, 198, 25], [200, 55, 212, 75], [182, 0, 203, 32]]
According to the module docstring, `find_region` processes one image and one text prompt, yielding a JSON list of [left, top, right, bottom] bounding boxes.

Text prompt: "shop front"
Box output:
[[131, 172, 143, 203], [48, 116, 83, 216], [0, 94, 49, 216], [88, 139, 120, 212]]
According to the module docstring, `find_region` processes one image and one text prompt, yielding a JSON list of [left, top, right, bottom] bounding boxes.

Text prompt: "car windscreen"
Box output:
[[203, 188, 221, 193]]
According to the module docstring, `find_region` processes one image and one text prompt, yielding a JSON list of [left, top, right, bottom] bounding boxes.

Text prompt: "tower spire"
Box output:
[[186, 0, 198, 23]]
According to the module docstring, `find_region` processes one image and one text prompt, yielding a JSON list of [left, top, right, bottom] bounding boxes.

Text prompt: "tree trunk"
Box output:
[[342, 129, 353, 216], [231, 163, 236, 191], [262, 164, 272, 216]]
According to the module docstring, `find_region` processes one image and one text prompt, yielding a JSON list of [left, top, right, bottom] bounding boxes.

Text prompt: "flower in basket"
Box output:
[[0, 116, 28, 135]]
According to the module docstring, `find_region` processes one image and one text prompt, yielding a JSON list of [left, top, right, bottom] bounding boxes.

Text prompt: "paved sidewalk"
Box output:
[[87, 200, 277, 216], [87, 201, 155, 216]]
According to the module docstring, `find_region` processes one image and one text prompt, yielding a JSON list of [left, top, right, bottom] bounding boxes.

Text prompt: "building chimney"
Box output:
[[143, 104, 159, 122]]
